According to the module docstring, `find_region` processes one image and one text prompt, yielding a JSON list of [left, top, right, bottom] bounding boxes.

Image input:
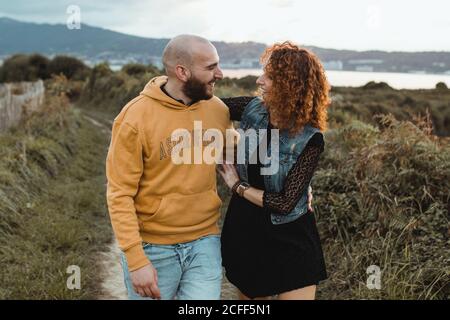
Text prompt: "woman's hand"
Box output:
[[217, 164, 240, 189], [218, 164, 264, 207]]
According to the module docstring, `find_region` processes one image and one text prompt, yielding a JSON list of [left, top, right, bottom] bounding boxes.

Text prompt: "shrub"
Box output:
[[121, 63, 147, 76], [0, 54, 35, 82], [314, 115, 449, 299], [435, 82, 448, 90], [362, 81, 393, 90], [0, 54, 88, 83], [78, 64, 161, 114], [28, 54, 51, 79], [48, 56, 89, 80]]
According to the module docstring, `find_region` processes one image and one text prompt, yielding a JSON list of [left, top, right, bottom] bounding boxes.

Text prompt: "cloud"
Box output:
[[270, 0, 294, 8], [1, 0, 450, 51], [0, 0, 211, 39]]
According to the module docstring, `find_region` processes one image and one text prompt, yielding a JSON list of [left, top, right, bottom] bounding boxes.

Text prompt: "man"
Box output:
[[106, 35, 231, 300]]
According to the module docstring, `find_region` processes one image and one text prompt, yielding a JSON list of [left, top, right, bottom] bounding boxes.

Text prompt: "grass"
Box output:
[[330, 85, 450, 137], [313, 115, 449, 300], [0, 80, 112, 299]]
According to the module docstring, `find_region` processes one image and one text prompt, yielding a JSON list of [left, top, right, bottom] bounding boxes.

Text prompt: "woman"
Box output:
[[217, 41, 330, 300]]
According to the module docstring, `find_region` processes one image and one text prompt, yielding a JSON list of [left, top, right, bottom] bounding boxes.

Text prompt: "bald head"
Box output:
[[162, 35, 216, 77]]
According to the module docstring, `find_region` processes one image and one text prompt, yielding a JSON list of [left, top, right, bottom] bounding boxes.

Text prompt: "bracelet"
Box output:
[[231, 181, 241, 194]]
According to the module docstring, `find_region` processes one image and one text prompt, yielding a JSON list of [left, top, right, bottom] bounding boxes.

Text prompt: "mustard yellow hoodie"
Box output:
[[106, 76, 233, 271]]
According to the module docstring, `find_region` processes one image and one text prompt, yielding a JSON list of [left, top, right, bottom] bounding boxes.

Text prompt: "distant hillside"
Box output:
[[0, 17, 168, 59], [0, 17, 264, 67], [1, 17, 449, 73]]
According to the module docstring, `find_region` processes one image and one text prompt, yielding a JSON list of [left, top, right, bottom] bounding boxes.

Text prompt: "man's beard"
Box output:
[[182, 75, 213, 103]]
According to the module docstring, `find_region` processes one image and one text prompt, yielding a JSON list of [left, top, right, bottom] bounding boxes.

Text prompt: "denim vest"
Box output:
[[236, 97, 320, 225]]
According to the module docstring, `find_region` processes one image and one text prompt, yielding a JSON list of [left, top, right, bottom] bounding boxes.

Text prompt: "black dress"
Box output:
[[220, 97, 328, 298]]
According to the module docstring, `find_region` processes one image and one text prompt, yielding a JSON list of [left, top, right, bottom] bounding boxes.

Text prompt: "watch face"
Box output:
[[237, 182, 249, 196]]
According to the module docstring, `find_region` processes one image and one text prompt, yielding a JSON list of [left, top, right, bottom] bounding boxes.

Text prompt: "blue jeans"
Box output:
[[121, 234, 222, 300]]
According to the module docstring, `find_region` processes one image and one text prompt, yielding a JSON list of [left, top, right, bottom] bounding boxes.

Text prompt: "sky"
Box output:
[[0, 0, 449, 52]]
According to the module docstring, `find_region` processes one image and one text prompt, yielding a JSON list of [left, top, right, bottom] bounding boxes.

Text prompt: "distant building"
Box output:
[[323, 60, 343, 70], [348, 59, 383, 65], [347, 59, 383, 72], [408, 70, 427, 74], [432, 62, 446, 68], [355, 65, 374, 72]]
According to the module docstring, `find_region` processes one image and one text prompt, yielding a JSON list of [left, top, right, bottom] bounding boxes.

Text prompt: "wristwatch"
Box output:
[[235, 182, 250, 197]]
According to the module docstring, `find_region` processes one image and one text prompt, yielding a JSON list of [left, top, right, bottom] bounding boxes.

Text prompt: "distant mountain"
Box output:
[[0, 17, 168, 57], [1, 17, 449, 74], [0, 17, 264, 67]]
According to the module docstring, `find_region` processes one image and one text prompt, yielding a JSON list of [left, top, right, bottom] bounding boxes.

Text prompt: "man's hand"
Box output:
[[307, 188, 314, 212], [130, 263, 161, 299]]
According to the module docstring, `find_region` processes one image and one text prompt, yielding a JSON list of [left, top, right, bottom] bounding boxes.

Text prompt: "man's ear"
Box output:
[[175, 65, 190, 82]]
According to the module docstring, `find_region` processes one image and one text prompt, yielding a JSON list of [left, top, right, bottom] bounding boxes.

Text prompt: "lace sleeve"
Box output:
[[220, 96, 255, 121], [263, 133, 324, 215]]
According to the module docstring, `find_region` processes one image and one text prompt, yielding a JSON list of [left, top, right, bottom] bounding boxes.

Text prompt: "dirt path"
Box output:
[[97, 240, 128, 300], [81, 112, 127, 299]]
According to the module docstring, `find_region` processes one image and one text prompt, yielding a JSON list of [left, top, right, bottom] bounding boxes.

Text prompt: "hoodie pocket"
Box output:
[[139, 190, 222, 233], [137, 196, 163, 223]]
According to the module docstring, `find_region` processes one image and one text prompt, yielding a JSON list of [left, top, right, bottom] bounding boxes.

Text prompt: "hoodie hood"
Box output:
[[140, 76, 203, 111]]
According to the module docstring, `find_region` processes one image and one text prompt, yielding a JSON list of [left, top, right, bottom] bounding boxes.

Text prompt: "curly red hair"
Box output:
[[260, 41, 330, 134]]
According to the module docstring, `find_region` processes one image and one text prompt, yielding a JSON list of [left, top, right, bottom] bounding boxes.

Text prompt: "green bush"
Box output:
[[0, 54, 40, 82], [29, 54, 51, 80], [329, 86, 450, 136], [219, 76, 258, 93], [92, 62, 113, 77], [78, 64, 161, 114], [121, 63, 147, 75], [0, 54, 89, 83], [121, 63, 161, 76], [48, 55, 89, 80], [314, 115, 449, 299], [436, 82, 448, 90], [362, 81, 393, 90]]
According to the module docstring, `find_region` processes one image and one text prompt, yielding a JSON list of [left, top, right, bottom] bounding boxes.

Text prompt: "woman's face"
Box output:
[[256, 72, 273, 99]]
